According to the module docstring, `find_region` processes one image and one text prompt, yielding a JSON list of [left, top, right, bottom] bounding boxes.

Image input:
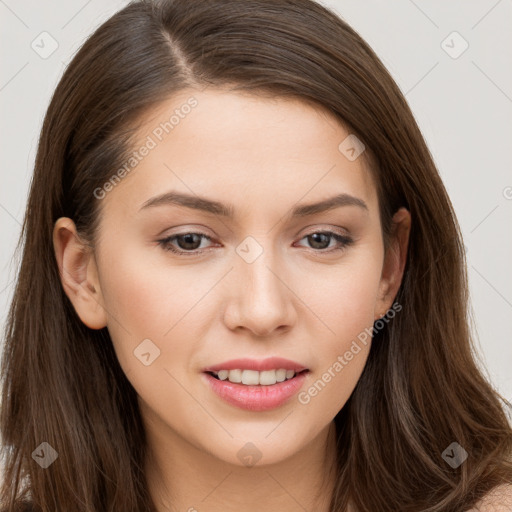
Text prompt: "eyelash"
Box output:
[[157, 230, 354, 256]]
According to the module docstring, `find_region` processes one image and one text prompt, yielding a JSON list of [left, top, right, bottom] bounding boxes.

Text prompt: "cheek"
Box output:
[[306, 246, 384, 338], [99, 238, 206, 333], [299, 247, 382, 410], [96, 244, 206, 379], [98, 255, 207, 421]]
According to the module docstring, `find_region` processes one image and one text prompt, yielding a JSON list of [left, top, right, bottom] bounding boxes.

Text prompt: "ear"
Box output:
[[374, 207, 411, 320], [52, 217, 108, 330]]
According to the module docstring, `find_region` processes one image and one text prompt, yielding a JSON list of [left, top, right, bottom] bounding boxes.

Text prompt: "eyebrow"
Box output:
[[139, 191, 368, 217]]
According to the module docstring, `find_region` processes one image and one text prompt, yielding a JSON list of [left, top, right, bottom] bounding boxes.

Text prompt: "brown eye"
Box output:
[[158, 232, 213, 255], [296, 231, 354, 253]]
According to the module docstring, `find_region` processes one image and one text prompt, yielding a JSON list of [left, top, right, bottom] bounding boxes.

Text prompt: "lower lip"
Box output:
[[202, 371, 309, 412]]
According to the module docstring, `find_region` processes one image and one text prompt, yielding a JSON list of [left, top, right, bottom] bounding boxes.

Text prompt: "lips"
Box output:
[[201, 357, 310, 411], [203, 370, 309, 411], [202, 357, 308, 373]]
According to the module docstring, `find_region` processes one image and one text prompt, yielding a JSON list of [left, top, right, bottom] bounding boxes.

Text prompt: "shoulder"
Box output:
[[472, 484, 512, 512]]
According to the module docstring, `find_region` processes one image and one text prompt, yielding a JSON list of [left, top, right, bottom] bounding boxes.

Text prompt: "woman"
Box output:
[[1, 0, 511, 510]]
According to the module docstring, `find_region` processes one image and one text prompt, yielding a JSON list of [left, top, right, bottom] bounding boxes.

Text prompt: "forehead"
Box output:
[[101, 87, 378, 220]]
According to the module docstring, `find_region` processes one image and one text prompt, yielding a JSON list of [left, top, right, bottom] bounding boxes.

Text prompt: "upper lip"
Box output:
[[203, 357, 308, 373]]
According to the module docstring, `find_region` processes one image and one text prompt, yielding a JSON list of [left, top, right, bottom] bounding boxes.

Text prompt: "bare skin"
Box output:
[[53, 88, 411, 511]]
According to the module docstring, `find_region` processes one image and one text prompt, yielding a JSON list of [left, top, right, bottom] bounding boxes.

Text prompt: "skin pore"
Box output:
[[52, 88, 410, 511]]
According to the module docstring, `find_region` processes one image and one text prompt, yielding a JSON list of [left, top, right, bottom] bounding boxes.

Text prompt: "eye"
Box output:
[[157, 232, 214, 256], [157, 230, 354, 256], [295, 230, 354, 253]]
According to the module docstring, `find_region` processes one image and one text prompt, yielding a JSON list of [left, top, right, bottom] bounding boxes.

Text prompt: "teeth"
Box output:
[[242, 370, 260, 385], [275, 369, 287, 382], [213, 368, 299, 386], [217, 370, 230, 381]]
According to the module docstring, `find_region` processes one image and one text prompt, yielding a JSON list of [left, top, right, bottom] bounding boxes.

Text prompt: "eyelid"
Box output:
[[301, 225, 350, 237], [157, 225, 355, 256], [158, 224, 351, 239]]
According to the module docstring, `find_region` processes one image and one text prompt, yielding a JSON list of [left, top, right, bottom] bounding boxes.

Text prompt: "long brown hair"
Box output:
[[1, 0, 511, 510]]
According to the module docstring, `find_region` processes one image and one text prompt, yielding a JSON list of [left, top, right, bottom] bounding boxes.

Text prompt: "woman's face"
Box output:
[[55, 88, 409, 467]]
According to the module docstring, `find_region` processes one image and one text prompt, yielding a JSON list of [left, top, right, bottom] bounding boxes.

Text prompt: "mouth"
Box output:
[[205, 368, 310, 386], [202, 368, 310, 412]]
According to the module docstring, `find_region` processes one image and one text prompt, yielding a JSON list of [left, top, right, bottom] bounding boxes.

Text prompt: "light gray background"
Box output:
[[0, 0, 511, 423]]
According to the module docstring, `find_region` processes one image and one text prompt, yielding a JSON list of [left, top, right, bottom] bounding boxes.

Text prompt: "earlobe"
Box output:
[[375, 207, 411, 320], [52, 217, 108, 330]]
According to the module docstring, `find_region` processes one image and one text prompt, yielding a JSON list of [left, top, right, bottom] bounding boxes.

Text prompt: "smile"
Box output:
[[208, 368, 302, 386], [203, 370, 310, 412]]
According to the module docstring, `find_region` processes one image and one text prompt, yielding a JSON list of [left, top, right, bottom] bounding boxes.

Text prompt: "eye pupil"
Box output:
[[178, 233, 202, 250], [308, 233, 330, 250]]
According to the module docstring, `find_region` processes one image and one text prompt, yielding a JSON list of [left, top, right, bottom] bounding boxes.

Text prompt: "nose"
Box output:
[[222, 246, 297, 338]]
